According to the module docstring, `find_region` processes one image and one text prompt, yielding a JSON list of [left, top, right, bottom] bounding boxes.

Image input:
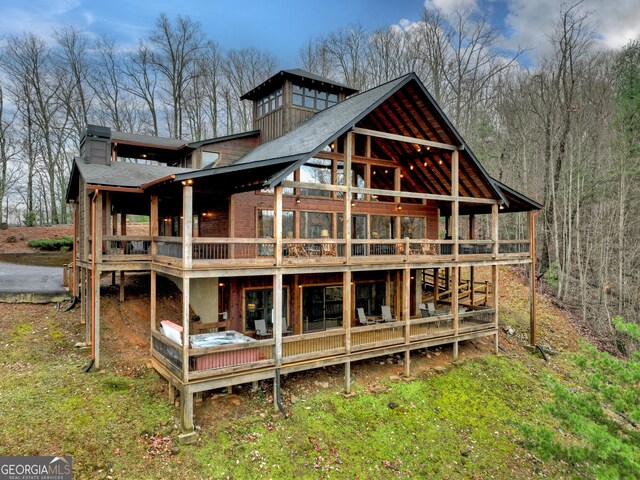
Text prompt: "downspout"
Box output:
[[530, 210, 540, 349]]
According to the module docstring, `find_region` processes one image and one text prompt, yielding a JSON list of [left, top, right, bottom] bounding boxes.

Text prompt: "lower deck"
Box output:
[[150, 306, 497, 433]]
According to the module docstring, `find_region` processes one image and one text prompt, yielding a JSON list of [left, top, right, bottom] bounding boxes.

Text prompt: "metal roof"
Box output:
[[188, 130, 260, 150]]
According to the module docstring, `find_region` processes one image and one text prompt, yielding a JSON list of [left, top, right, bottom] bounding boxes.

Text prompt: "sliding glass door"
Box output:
[[302, 285, 343, 332]]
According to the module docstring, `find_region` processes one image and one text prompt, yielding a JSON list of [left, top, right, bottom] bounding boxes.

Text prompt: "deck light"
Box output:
[[296, 197, 301, 204], [219, 282, 225, 287], [373, 170, 377, 175], [410, 165, 413, 170], [397, 205, 402, 211], [438, 159, 443, 165], [424, 161, 428, 167], [500, 205, 504, 210], [384, 169, 388, 174]]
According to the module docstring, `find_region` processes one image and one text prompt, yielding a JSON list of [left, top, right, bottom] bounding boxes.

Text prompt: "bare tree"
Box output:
[[122, 41, 159, 136], [149, 14, 206, 139]]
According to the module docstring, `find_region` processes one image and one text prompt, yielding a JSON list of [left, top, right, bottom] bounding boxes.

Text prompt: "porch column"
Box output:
[[182, 276, 190, 383], [92, 191, 102, 369], [403, 267, 411, 377], [150, 194, 158, 257], [469, 214, 476, 305], [529, 211, 537, 347], [183, 185, 193, 268], [150, 270, 157, 353], [492, 264, 499, 353], [343, 270, 352, 393], [451, 150, 459, 261], [345, 132, 353, 263], [433, 268, 440, 307], [491, 204, 499, 257], [274, 186, 282, 266], [452, 266, 459, 361], [273, 272, 283, 410]]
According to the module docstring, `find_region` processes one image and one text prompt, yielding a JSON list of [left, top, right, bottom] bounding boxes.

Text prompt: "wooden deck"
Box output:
[[150, 308, 496, 390], [99, 235, 531, 271]]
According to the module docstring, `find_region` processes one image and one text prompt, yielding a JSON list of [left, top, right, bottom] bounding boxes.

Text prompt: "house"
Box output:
[[66, 69, 541, 438]]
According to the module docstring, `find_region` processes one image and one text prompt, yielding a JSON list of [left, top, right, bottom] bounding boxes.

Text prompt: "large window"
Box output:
[[302, 285, 343, 332], [356, 282, 386, 317], [336, 162, 366, 199], [245, 288, 288, 330], [257, 210, 294, 238], [257, 88, 283, 117], [401, 217, 425, 239], [202, 151, 220, 168], [370, 215, 394, 239], [292, 84, 338, 110], [370, 166, 396, 202], [300, 158, 332, 197], [300, 212, 333, 239], [258, 210, 294, 255]]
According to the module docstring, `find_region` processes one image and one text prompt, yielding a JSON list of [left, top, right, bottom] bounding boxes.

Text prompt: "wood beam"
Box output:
[[352, 127, 458, 151], [182, 276, 190, 383]]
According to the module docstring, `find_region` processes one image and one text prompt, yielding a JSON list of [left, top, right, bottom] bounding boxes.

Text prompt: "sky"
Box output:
[[0, 0, 639, 66]]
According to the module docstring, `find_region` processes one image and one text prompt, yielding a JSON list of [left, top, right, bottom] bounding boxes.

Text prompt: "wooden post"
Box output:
[[343, 270, 352, 392], [274, 186, 283, 266], [403, 267, 411, 377], [119, 271, 125, 302], [180, 385, 194, 433], [150, 195, 158, 257], [491, 204, 499, 257], [469, 214, 475, 305], [345, 133, 353, 263], [452, 150, 459, 261], [183, 186, 193, 269], [452, 266, 459, 361], [529, 211, 537, 347], [150, 270, 157, 351], [433, 268, 440, 307], [182, 276, 190, 383], [492, 264, 499, 354], [93, 191, 102, 369], [273, 272, 283, 410]]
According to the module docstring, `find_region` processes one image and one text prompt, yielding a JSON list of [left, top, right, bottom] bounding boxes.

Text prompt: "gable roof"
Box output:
[[217, 73, 505, 204]]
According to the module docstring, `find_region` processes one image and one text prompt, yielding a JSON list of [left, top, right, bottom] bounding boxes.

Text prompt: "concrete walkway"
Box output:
[[0, 262, 70, 303]]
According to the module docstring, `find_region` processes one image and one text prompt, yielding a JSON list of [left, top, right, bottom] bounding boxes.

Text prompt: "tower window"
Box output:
[[292, 84, 338, 110]]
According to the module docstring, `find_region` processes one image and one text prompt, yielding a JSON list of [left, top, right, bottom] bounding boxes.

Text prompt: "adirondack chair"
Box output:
[[381, 305, 397, 322]]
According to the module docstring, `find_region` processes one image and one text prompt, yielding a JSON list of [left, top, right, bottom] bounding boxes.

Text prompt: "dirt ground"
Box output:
[[0, 225, 73, 253]]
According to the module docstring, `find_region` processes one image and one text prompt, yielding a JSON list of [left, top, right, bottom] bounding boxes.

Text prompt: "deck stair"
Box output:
[[422, 269, 492, 307]]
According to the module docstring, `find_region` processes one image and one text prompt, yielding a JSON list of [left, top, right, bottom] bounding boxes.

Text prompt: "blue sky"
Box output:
[[0, 0, 639, 66]]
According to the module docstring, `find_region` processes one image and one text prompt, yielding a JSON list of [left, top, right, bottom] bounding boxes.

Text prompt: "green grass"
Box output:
[[196, 356, 557, 479], [3, 304, 638, 479]]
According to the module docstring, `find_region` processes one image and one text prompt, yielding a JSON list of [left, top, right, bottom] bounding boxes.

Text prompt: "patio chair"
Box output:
[[320, 243, 337, 256], [282, 317, 293, 335], [254, 319, 270, 339], [357, 308, 375, 325], [381, 305, 397, 322], [427, 302, 437, 316]]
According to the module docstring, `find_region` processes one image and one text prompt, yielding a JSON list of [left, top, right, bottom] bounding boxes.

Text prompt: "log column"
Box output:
[[529, 211, 537, 347], [343, 270, 352, 392]]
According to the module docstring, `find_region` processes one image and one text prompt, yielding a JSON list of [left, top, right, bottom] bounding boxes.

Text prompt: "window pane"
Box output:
[[293, 84, 303, 94], [317, 99, 326, 109], [245, 288, 288, 330], [258, 210, 274, 237], [401, 217, 425, 239], [370, 216, 394, 239], [293, 93, 303, 106], [299, 158, 332, 197], [300, 212, 332, 238], [304, 95, 315, 108], [328, 93, 338, 104], [316, 90, 327, 100]]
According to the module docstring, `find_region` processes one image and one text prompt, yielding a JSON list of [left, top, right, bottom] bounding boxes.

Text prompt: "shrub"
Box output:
[[23, 211, 36, 227], [27, 237, 73, 251]]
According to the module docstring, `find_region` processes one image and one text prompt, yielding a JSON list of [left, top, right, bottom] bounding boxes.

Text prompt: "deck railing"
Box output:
[[152, 306, 496, 383], [103, 235, 151, 257], [145, 236, 530, 267]]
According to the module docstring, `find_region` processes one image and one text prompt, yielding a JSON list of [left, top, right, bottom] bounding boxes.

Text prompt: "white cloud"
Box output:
[[504, 0, 640, 55], [424, 0, 479, 16]]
